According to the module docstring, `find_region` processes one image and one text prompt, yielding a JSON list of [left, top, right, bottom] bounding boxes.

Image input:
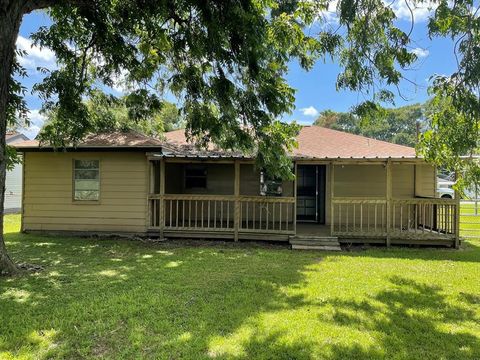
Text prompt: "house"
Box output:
[[14, 126, 460, 249], [5, 131, 29, 213]]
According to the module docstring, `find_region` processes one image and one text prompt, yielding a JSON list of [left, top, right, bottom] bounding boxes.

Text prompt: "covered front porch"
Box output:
[[146, 157, 460, 247]]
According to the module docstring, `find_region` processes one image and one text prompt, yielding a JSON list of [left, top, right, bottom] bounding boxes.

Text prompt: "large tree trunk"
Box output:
[[0, 1, 25, 275]]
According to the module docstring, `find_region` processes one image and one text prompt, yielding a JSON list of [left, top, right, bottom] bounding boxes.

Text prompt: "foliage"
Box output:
[[419, 79, 480, 192], [1, 214, 480, 358], [39, 91, 183, 141], [314, 103, 424, 147], [15, 0, 424, 179]]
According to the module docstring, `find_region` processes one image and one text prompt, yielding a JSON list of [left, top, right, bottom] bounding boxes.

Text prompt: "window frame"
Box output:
[[184, 165, 208, 190], [72, 159, 101, 203]]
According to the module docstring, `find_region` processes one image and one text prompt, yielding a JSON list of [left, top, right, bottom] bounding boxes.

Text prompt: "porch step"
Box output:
[[289, 236, 342, 251]]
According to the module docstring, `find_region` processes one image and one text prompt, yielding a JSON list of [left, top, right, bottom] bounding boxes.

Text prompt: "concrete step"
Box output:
[[291, 244, 342, 251], [290, 238, 338, 245], [289, 236, 342, 251]]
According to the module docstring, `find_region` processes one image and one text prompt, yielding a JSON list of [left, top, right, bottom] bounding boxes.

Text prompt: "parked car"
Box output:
[[437, 178, 455, 199]]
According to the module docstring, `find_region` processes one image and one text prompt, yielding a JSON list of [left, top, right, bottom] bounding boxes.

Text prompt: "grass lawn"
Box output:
[[1, 214, 480, 359], [460, 202, 480, 240]]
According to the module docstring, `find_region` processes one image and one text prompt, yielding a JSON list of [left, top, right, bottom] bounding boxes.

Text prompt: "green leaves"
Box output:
[[11, 0, 480, 183]]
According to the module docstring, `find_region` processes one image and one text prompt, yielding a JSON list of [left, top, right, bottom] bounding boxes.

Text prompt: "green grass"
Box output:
[[460, 203, 480, 239], [1, 214, 480, 360]]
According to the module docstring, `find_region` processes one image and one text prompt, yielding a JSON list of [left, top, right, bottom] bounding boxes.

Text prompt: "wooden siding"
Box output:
[[392, 164, 415, 198], [415, 164, 436, 197], [23, 152, 148, 233], [334, 164, 386, 197], [332, 164, 417, 199]]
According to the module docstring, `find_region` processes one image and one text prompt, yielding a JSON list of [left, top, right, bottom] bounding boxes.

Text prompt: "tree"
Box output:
[[314, 103, 425, 147], [40, 92, 183, 139], [314, 110, 360, 135], [1, 0, 479, 274]]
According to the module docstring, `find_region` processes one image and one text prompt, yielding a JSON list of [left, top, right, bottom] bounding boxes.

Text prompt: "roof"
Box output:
[[163, 126, 417, 160], [161, 129, 245, 159], [292, 126, 416, 159], [14, 126, 418, 160], [6, 131, 29, 144], [14, 131, 164, 150]]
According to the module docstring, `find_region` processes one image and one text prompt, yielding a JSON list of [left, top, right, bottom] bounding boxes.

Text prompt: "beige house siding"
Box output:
[[333, 164, 387, 197], [23, 152, 148, 233], [332, 163, 418, 199], [415, 164, 436, 197]]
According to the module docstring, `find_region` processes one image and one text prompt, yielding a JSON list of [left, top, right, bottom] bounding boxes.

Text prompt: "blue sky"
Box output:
[[16, 4, 458, 138]]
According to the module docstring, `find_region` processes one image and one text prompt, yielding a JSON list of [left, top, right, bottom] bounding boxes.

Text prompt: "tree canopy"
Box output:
[[314, 103, 425, 147], [40, 92, 184, 141]]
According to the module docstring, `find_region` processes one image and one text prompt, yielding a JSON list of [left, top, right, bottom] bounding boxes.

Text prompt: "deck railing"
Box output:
[[332, 197, 458, 239], [148, 194, 295, 235], [239, 196, 295, 233], [331, 198, 388, 236]]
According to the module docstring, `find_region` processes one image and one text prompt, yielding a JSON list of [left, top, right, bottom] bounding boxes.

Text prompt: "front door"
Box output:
[[296, 165, 326, 223]]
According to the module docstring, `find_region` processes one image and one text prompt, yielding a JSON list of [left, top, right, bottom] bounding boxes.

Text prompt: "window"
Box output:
[[185, 166, 207, 189], [74, 160, 100, 201], [260, 171, 283, 196]]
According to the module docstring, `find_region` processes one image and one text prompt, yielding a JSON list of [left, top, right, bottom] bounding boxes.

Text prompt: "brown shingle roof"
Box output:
[[163, 126, 417, 159], [162, 129, 244, 158], [14, 131, 164, 149], [14, 126, 418, 159], [292, 126, 416, 159]]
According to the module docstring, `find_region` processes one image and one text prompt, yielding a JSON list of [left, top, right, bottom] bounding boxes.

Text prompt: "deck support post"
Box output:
[[159, 158, 166, 240], [386, 159, 392, 247], [330, 163, 335, 236], [234, 160, 240, 242], [454, 171, 460, 249]]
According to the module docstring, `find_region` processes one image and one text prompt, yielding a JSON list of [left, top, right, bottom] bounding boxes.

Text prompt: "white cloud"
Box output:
[[300, 106, 319, 117], [412, 47, 429, 58], [21, 109, 46, 139], [16, 35, 56, 70], [316, 0, 436, 26], [388, 0, 437, 22]]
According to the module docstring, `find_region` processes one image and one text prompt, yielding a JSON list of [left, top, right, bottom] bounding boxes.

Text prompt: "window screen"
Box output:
[[185, 166, 207, 189], [74, 160, 100, 200]]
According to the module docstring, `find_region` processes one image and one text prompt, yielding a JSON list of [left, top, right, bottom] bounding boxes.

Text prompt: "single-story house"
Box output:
[[5, 131, 29, 213], [14, 126, 460, 249]]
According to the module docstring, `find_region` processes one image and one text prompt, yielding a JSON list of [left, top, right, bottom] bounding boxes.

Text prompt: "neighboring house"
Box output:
[[14, 126, 460, 248], [5, 131, 28, 213]]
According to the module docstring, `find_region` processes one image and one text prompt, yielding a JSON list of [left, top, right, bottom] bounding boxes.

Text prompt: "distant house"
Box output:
[[14, 126, 460, 248], [5, 131, 28, 213]]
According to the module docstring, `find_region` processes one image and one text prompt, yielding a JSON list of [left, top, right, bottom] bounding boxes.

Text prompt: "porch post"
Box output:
[[234, 160, 240, 242], [454, 171, 460, 248], [330, 162, 335, 236], [386, 159, 392, 247], [159, 158, 166, 240]]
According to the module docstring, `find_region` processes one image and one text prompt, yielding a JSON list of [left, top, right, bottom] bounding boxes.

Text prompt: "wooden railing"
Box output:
[[390, 198, 457, 238], [331, 198, 387, 236], [239, 196, 295, 233], [332, 197, 458, 239], [148, 194, 295, 235]]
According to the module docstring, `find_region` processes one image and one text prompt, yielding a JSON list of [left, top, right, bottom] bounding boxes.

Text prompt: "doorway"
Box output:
[[296, 165, 326, 224]]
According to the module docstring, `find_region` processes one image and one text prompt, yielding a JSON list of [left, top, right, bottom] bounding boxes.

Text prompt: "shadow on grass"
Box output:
[[1, 230, 480, 359]]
